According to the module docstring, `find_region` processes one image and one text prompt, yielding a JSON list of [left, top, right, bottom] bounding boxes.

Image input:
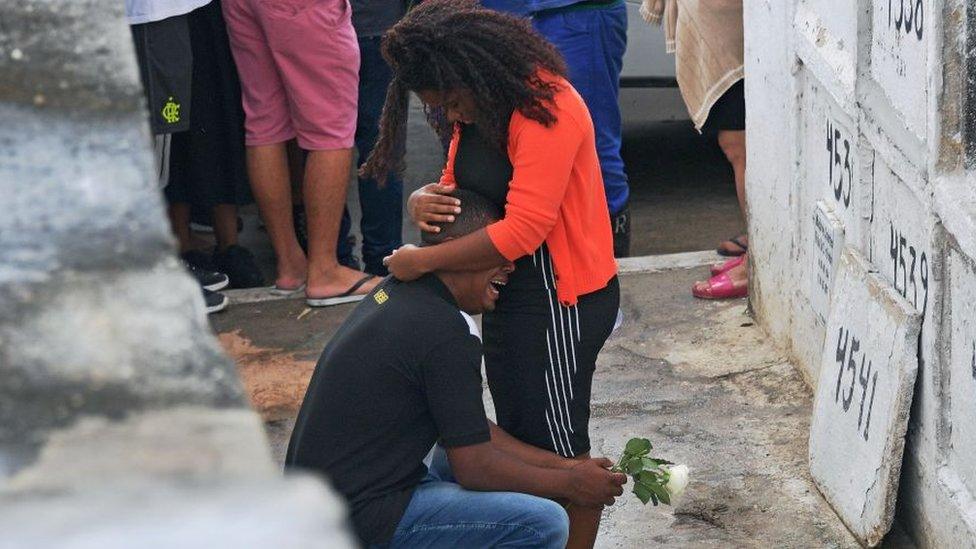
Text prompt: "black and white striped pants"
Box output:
[[483, 246, 619, 458]]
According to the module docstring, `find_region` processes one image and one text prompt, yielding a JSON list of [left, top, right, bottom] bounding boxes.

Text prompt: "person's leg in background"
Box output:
[[246, 143, 308, 290], [266, 0, 379, 302], [718, 129, 746, 230], [693, 78, 749, 299], [354, 35, 403, 276], [692, 128, 748, 298], [303, 147, 379, 299], [712, 80, 748, 258], [336, 209, 360, 270], [713, 129, 748, 286], [286, 139, 311, 253], [223, 0, 308, 291], [181, 0, 265, 289], [166, 139, 232, 312], [533, 2, 630, 257]]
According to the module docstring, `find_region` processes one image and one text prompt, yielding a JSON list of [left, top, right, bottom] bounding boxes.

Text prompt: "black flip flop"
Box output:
[[306, 275, 377, 307], [717, 235, 748, 257]]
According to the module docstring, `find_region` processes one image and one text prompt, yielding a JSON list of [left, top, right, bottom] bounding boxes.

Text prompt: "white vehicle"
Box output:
[[620, 0, 689, 122]]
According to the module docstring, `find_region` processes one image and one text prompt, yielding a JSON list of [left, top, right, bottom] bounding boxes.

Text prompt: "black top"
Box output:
[[454, 122, 544, 294], [454, 123, 513, 209], [285, 275, 490, 545]]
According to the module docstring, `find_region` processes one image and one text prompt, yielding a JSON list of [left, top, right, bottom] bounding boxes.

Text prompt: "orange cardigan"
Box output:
[[439, 74, 617, 306]]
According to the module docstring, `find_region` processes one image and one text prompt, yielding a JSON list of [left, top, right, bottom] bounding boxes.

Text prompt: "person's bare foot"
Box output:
[[717, 234, 748, 256], [274, 250, 307, 291], [692, 257, 748, 299], [306, 263, 381, 299]]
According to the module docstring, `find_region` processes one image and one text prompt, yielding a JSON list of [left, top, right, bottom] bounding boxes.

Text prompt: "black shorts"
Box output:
[[483, 246, 619, 457], [165, 0, 252, 207], [701, 78, 745, 133], [131, 14, 192, 134]]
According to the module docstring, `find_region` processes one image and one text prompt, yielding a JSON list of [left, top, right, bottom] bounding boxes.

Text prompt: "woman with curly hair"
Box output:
[[363, 1, 621, 546]]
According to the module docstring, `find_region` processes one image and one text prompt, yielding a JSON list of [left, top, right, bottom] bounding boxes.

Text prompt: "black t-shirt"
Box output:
[[285, 274, 490, 545]]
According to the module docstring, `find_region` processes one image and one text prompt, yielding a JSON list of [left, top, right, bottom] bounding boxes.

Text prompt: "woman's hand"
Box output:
[[408, 183, 462, 233], [382, 244, 429, 281]]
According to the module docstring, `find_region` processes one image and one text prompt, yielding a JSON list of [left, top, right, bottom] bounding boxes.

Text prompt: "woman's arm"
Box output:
[[383, 230, 507, 280], [407, 123, 463, 232], [483, 109, 584, 261], [489, 421, 574, 470], [385, 102, 586, 280]]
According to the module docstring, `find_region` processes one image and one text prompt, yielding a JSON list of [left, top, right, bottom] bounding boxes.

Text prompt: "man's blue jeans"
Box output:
[[533, 2, 630, 215], [338, 35, 403, 276], [372, 448, 570, 548]]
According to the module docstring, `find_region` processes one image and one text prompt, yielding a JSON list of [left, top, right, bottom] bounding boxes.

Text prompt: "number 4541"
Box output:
[[834, 327, 878, 442]]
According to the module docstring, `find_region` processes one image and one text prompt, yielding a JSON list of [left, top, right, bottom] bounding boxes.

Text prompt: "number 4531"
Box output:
[[826, 119, 853, 209]]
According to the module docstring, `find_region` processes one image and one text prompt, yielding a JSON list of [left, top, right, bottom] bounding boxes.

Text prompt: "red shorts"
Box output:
[[222, 0, 359, 150]]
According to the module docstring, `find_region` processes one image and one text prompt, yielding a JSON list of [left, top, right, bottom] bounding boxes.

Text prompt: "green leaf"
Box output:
[[625, 437, 652, 456], [641, 457, 661, 471], [649, 482, 671, 505], [625, 457, 644, 475], [633, 482, 654, 505], [637, 470, 660, 485]]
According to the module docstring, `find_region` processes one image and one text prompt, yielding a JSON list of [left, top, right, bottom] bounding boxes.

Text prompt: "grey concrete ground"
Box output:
[[212, 265, 877, 547]]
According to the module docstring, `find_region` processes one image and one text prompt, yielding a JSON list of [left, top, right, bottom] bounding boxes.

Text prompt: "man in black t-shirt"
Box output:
[[286, 190, 626, 547]]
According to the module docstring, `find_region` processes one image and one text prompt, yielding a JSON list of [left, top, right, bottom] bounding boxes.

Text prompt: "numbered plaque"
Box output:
[[871, 0, 928, 138], [810, 201, 846, 325], [869, 160, 932, 319], [798, 76, 864, 246], [948, 251, 976, 497], [809, 249, 921, 546]]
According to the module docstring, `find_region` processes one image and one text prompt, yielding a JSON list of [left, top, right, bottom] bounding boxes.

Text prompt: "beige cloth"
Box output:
[[640, 0, 744, 131]]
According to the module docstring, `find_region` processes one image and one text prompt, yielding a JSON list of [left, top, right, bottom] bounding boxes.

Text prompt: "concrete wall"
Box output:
[[745, 0, 976, 545], [0, 2, 354, 545]]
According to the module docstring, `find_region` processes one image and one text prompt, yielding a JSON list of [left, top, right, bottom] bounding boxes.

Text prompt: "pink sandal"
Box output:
[[710, 255, 746, 276], [692, 272, 748, 299]]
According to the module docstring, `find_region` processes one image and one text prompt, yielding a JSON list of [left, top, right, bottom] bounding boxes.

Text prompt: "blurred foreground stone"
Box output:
[[0, 2, 353, 546]]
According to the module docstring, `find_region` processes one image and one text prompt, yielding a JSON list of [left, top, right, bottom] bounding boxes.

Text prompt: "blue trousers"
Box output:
[[338, 35, 403, 275], [372, 448, 570, 548], [533, 2, 630, 214]]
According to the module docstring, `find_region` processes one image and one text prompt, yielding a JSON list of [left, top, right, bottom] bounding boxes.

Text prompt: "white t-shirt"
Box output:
[[126, 0, 212, 24]]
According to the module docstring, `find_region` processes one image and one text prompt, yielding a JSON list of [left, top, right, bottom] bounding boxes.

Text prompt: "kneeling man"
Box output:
[[286, 190, 625, 548]]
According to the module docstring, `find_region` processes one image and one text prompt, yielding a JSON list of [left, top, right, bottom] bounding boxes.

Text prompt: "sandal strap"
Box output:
[[338, 275, 377, 297], [729, 236, 748, 251]]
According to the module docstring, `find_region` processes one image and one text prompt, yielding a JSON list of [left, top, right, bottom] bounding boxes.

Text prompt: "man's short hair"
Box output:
[[421, 188, 503, 245]]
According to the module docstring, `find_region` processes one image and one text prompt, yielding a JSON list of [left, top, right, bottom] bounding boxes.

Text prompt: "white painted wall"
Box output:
[[745, 0, 976, 545]]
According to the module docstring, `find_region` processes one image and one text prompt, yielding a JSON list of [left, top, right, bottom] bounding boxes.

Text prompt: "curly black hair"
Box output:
[[360, 0, 567, 182]]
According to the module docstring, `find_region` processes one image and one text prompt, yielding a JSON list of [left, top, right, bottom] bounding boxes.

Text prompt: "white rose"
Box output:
[[664, 464, 690, 499]]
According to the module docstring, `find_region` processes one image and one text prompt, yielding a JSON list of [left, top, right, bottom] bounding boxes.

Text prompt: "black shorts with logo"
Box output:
[[483, 245, 620, 458], [131, 14, 192, 134]]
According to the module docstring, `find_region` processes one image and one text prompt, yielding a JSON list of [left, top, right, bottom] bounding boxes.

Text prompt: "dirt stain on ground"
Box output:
[[218, 330, 315, 422]]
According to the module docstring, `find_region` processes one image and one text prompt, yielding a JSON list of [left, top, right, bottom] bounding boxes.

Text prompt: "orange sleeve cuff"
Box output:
[[486, 221, 524, 262]]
